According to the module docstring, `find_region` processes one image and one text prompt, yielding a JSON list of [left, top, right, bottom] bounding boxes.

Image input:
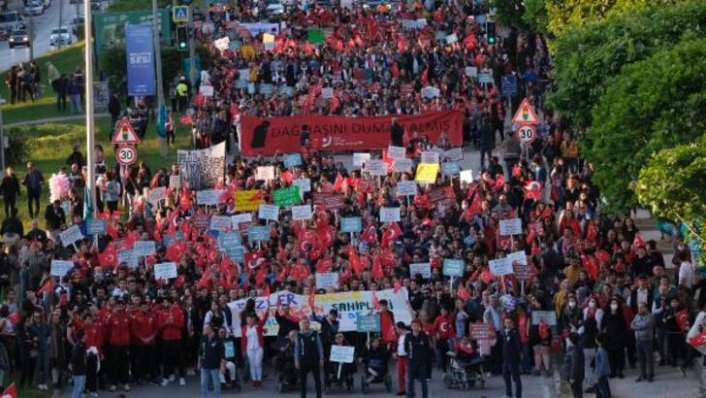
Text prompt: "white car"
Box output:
[[49, 26, 72, 46], [24, 0, 44, 16]]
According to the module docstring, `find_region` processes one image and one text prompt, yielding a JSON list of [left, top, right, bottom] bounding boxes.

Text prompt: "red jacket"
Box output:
[[85, 321, 104, 355], [106, 311, 131, 346], [130, 309, 157, 344], [240, 312, 269, 352], [433, 314, 456, 340], [380, 309, 396, 344], [158, 305, 185, 341]]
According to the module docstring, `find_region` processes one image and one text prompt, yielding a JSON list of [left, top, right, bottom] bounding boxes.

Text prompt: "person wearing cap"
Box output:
[[105, 299, 131, 392], [294, 317, 324, 398]]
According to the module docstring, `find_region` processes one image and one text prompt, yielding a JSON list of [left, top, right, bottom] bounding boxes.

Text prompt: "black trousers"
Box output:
[[607, 348, 625, 376], [108, 344, 129, 385], [27, 190, 40, 219], [300, 361, 322, 398], [131, 344, 156, 381], [3, 196, 15, 217], [571, 379, 584, 398], [86, 352, 99, 392], [162, 339, 185, 378]]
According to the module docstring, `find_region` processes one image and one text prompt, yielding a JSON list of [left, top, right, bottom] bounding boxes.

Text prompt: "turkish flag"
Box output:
[[7, 311, 19, 325], [381, 223, 402, 248], [457, 285, 471, 301], [633, 233, 646, 250], [524, 181, 543, 201], [37, 278, 55, 296], [689, 331, 706, 355], [166, 241, 187, 262], [2, 384, 16, 398], [348, 245, 363, 275], [371, 255, 384, 279], [315, 257, 333, 273], [98, 242, 118, 267], [244, 251, 265, 270]]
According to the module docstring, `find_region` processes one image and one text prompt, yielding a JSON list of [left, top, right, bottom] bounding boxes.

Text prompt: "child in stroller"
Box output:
[[443, 335, 486, 390], [324, 333, 355, 393], [275, 330, 300, 393], [360, 335, 392, 393]]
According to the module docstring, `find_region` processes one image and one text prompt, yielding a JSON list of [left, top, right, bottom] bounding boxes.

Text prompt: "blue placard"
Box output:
[[248, 225, 270, 242], [218, 232, 242, 250], [501, 74, 518, 97], [340, 217, 362, 233], [478, 72, 494, 85], [163, 232, 183, 248], [225, 245, 245, 263], [283, 153, 303, 168], [356, 313, 381, 333], [182, 56, 202, 79], [86, 219, 106, 235], [441, 162, 461, 176], [224, 341, 235, 358], [443, 258, 465, 277], [126, 24, 156, 96]]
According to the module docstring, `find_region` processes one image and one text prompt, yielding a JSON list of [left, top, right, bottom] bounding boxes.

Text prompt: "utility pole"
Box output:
[[57, 0, 63, 49], [188, 4, 196, 86], [0, 97, 5, 173], [29, 14, 34, 61], [152, 0, 167, 156], [84, 0, 97, 217]]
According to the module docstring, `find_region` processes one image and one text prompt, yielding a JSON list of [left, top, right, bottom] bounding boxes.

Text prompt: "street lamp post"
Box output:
[[0, 97, 6, 173], [84, 0, 96, 217]]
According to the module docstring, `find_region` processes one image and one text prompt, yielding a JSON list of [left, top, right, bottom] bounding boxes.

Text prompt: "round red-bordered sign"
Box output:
[[516, 125, 536, 143], [116, 145, 138, 166]]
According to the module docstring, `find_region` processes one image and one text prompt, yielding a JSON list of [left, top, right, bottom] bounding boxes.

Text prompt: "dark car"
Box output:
[[8, 29, 30, 48]]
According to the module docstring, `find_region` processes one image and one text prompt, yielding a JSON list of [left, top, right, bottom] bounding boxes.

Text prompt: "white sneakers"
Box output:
[[179, 378, 186, 386], [161, 375, 186, 386], [37, 384, 48, 390]]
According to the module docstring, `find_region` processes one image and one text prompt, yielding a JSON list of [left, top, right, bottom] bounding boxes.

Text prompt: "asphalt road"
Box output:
[[0, 0, 82, 72]]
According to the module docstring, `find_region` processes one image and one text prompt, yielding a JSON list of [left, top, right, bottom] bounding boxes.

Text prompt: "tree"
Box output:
[[549, 0, 706, 129], [585, 38, 706, 212]]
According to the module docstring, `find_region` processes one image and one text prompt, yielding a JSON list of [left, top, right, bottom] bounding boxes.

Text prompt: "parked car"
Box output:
[[70, 16, 83, 36], [8, 29, 30, 48], [49, 26, 71, 46], [24, 0, 44, 16]]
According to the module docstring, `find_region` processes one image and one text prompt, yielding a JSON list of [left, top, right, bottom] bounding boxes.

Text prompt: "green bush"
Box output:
[[5, 128, 31, 167]]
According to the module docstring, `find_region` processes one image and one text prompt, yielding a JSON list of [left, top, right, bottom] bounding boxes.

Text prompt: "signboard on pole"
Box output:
[[126, 24, 156, 97]]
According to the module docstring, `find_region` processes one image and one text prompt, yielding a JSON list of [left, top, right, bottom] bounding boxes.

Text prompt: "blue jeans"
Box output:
[[71, 375, 86, 398], [596, 375, 611, 398], [200, 368, 221, 398]]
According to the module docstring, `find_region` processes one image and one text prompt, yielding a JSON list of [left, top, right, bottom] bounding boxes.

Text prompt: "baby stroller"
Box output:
[[442, 339, 486, 390], [275, 333, 300, 393], [324, 337, 355, 394], [221, 340, 242, 392], [360, 336, 392, 394]]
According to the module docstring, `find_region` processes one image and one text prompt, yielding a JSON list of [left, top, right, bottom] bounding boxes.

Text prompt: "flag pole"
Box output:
[[84, 0, 97, 219]]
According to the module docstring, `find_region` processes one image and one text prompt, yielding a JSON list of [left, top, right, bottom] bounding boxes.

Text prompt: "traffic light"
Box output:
[[486, 22, 496, 45], [176, 25, 188, 51]]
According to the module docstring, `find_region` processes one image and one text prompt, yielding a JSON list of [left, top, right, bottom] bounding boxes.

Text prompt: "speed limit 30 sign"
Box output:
[[516, 125, 536, 143], [116, 145, 138, 166]]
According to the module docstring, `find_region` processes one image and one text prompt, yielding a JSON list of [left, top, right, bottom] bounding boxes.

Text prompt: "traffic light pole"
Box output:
[[152, 0, 167, 157], [188, 4, 196, 86]]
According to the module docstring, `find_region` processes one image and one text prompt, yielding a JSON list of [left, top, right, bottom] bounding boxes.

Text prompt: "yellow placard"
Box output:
[[415, 163, 440, 183], [235, 190, 263, 212], [263, 33, 275, 43]]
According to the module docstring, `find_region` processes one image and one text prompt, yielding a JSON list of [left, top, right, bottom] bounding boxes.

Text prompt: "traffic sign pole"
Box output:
[[153, 0, 167, 157]]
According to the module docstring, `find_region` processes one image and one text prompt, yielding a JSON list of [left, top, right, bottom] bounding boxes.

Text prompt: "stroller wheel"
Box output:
[[442, 373, 453, 389]]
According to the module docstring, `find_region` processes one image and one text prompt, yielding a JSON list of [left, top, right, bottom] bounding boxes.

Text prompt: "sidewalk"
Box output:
[[5, 113, 110, 129]]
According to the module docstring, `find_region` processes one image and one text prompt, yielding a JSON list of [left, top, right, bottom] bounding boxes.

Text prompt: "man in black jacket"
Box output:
[[198, 324, 225, 398], [404, 319, 429, 398], [390, 118, 404, 147], [566, 333, 585, 398], [502, 317, 523, 398], [70, 329, 88, 397], [295, 318, 324, 398]]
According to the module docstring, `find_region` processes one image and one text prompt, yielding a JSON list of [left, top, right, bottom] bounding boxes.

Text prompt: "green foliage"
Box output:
[[108, 0, 168, 11], [103, 46, 127, 95], [549, 0, 706, 129], [586, 38, 706, 213], [522, 0, 548, 34], [633, 136, 706, 223], [5, 128, 31, 167]]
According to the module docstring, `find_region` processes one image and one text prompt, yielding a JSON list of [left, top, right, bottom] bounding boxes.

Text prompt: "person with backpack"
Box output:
[[294, 318, 324, 398]]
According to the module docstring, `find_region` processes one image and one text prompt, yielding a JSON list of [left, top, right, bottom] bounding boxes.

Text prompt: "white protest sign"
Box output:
[[409, 263, 431, 279], [353, 153, 371, 168], [499, 218, 523, 236], [421, 151, 440, 164], [387, 145, 406, 160], [196, 189, 224, 206], [199, 85, 214, 97], [460, 170, 474, 184], [133, 240, 157, 257], [421, 86, 440, 98], [316, 272, 340, 291], [291, 205, 313, 221], [214, 36, 230, 51], [169, 175, 181, 189], [258, 204, 280, 221], [379, 207, 401, 223], [50, 260, 74, 278], [256, 166, 275, 181], [446, 33, 458, 44], [394, 158, 413, 172], [154, 262, 178, 280], [329, 345, 355, 363], [118, 249, 138, 269], [489, 258, 514, 276], [321, 87, 334, 99], [59, 225, 84, 247], [532, 311, 558, 326], [293, 178, 311, 194], [231, 213, 252, 227], [210, 215, 233, 231], [396, 180, 417, 197], [507, 250, 528, 266], [148, 187, 167, 205], [465, 66, 478, 78], [365, 160, 388, 176]]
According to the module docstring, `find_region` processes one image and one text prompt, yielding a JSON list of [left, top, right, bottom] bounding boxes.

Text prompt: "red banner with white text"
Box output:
[[239, 111, 463, 156]]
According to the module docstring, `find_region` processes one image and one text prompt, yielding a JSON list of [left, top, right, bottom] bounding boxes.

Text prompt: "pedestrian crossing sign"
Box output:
[[173, 6, 189, 23]]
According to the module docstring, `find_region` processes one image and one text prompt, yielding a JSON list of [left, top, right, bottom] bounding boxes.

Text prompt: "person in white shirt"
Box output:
[[394, 322, 408, 396], [679, 261, 695, 289]]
